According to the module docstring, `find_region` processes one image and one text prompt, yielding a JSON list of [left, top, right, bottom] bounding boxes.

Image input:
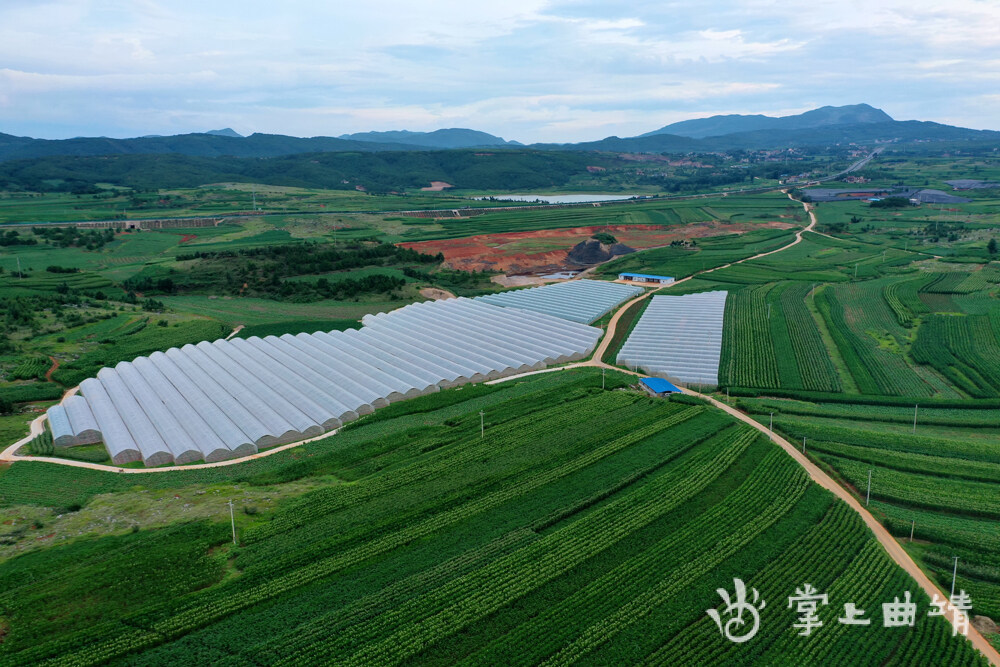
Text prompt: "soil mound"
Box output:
[[567, 239, 635, 265], [973, 615, 998, 636]]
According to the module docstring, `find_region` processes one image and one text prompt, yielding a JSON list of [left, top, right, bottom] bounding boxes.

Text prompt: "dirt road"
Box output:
[[686, 389, 999, 664]]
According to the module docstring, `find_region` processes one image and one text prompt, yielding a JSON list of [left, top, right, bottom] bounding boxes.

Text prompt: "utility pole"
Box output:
[[866, 470, 872, 506], [227, 499, 236, 545], [909, 519, 915, 543], [913, 404, 918, 434], [854, 263, 859, 279], [479, 410, 485, 439], [802, 437, 806, 454], [951, 556, 960, 600], [769, 412, 773, 432], [16, 256, 22, 280], [767, 303, 772, 319], [882, 249, 887, 263]]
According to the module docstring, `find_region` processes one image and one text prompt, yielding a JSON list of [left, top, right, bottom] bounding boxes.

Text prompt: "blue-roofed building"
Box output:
[[618, 272, 674, 284], [640, 377, 682, 396]]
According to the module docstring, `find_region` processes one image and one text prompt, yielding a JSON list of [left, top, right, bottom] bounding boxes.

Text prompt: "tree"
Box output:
[[989, 238, 998, 255]]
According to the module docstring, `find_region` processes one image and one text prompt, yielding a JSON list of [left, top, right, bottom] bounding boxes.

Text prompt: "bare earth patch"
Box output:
[[399, 221, 795, 274], [419, 287, 456, 300], [420, 181, 454, 192]]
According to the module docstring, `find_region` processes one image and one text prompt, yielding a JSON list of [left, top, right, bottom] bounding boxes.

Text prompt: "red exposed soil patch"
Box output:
[[179, 234, 197, 243], [399, 221, 795, 274]]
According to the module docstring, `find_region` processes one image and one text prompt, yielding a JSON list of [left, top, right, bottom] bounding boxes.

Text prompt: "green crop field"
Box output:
[[737, 396, 1000, 626], [391, 192, 800, 243], [0, 369, 982, 665], [718, 265, 1000, 400], [1, 152, 999, 663], [596, 227, 799, 281]]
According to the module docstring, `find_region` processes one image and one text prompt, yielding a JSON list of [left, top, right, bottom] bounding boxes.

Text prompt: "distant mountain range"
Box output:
[[640, 104, 893, 138], [0, 105, 997, 163], [338, 128, 518, 148], [204, 128, 243, 138]]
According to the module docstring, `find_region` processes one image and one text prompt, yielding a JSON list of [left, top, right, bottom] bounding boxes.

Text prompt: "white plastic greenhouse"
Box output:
[[617, 291, 728, 386], [475, 279, 644, 324], [47, 297, 603, 466]]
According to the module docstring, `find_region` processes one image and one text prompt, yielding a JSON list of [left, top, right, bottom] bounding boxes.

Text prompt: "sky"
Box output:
[[1, 0, 998, 143]]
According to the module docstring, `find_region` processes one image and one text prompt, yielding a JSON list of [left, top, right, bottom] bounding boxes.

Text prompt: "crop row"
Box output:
[[954, 266, 1000, 293], [773, 415, 1000, 464], [663, 504, 981, 666], [739, 396, 1000, 428], [9, 355, 50, 381], [144, 407, 710, 641], [660, 502, 868, 664], [727, 385, 1000, 409], [817, 286, 932, 397], [721, 284, 780, 388], [911, 314, 1000, 398], [764, 283, 804, 388], [244, 390, 644, 543], [884, 276, 920, 327], [254, 418, 737, 664], [820, 454, 1000, 519], [779, 282, 841, 392], [258, 422, 752, 662], [805, 439, 1000, 485], [240, 395, 678, 572], [280, 426, 759, 667], [920, 271, 977, 294], [527, 448, 809, 667], [877, 502, 1000, 554], [457, 440, 803, 666]]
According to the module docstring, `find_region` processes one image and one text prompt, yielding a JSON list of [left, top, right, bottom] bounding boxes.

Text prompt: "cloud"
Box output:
[[0, 0, 996, 141]]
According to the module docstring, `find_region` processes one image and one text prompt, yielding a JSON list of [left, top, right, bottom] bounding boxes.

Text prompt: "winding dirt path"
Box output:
[[44, 356, 59, 382], [224, 324, 245, 341], [685, 389, 1000, 664]]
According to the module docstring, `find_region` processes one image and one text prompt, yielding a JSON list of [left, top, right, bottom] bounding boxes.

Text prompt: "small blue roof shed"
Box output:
[[640, 377, 682, 395], [618, 272, 674, 283]]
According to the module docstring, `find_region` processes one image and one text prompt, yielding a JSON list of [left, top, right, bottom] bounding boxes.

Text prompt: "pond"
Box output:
[[472, 194, 641, 204]]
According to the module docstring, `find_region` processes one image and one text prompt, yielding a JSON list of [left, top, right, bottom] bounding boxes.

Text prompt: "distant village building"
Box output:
[[618, 272, 674, 284]]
